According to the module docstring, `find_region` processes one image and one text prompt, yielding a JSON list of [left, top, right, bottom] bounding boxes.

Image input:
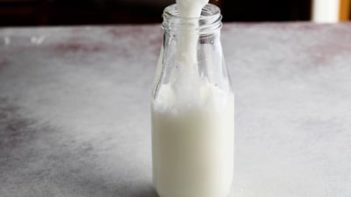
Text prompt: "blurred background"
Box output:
[[0, 0, 349, 26]]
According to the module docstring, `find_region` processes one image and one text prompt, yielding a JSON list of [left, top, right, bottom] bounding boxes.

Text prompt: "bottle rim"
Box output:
[[162, 4, 222, 34]]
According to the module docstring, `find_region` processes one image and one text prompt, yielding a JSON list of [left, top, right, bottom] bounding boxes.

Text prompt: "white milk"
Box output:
[[152, 83, 234, 197], [152, 0, 234, 197]]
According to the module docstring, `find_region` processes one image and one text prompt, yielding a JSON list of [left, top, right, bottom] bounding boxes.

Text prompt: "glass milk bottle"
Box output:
[[151, 3, 234, 197]]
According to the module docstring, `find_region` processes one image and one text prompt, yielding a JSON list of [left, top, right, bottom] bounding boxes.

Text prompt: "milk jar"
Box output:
[[151, 4, 234, 197]]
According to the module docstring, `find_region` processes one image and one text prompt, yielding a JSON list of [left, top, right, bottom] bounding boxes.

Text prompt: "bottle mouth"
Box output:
[[162, 4, 222, 34]]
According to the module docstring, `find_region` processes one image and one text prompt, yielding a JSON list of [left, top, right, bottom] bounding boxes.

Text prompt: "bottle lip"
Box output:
[[162, 4, 222, 34]]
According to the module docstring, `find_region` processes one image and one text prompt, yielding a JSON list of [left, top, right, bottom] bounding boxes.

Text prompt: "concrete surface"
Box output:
[[0, 23, 351, 197]]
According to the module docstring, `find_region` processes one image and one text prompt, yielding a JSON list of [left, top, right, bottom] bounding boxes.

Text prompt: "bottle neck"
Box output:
[[158, 4, 225, 99], [162, 4, 222, 36]]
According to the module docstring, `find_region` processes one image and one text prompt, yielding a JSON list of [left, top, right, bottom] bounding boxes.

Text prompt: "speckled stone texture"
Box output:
[[0, 23, 351, 197]]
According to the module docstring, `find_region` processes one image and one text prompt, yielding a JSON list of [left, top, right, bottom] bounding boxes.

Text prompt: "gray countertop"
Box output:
[[0, 23, 351, 197]]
